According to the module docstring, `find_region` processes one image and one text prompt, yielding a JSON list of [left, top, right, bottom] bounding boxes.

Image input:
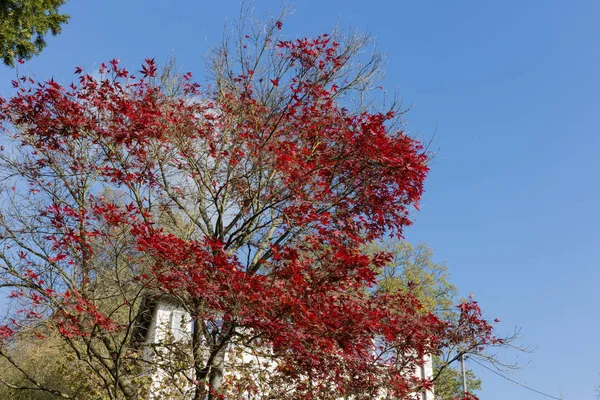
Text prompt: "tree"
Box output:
[[0, 13, 501, 400], [369, 240, 457, 316], [367, 240, 483, 398], [0, 330, 103, 399], [0, 0, 70, 66], [432, 359, 481, 400]]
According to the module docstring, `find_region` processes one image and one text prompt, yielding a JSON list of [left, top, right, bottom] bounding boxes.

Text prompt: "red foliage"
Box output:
[[0, 34, 498, 398]]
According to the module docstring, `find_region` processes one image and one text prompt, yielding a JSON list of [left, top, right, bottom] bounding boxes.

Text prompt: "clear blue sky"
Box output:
[[1, 1, 598, 399]]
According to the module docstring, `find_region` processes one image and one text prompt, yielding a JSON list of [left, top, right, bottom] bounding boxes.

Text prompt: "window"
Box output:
[[170, 310, 191, 341]]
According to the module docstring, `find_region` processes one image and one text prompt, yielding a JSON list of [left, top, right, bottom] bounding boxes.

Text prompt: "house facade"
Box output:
[[142, 298, 435, 399]]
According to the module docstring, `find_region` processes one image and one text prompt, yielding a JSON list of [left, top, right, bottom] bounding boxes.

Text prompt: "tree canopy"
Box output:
[[0, 15, 500, 400], [0, 0, 69, 66]]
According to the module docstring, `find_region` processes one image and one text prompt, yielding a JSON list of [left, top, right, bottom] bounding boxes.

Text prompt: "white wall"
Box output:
[[144, 299, 435, 399]]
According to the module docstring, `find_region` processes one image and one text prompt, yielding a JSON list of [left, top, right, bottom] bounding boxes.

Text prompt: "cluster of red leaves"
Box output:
[[0, 34, 497, 398], [54, 290, 118, 339]]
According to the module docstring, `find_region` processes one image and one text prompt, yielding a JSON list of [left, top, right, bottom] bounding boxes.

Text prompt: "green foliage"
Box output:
[[368, 240, 457, 315], [367, 239, 482, 398], [0, 0, 70, 66], [432, 355, 482, 399], [0, 332, 101, 399]]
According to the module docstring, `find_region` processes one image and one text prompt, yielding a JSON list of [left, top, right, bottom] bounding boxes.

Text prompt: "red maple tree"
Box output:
[[0, 17, 500, 399]]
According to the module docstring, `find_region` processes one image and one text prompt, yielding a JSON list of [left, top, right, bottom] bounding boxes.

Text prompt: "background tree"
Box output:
[[371, 240, 457, 316], [0, 12, 501, 399], [367, 239, 484, 398], [0, 0, 70, 66], [432, 358, 481, 400], [0, 330, 104, 399]]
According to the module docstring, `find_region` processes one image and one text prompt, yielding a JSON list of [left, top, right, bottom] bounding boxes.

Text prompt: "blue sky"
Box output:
[[1, 1, 598, 399]]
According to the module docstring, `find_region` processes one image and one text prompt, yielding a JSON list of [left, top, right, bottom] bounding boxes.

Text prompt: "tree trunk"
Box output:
[[192, 315, 207, 400], [207, 346, 226, 400]]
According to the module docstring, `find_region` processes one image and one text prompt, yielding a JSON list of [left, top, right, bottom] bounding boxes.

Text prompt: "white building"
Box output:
[[140, 298, 435, 399]]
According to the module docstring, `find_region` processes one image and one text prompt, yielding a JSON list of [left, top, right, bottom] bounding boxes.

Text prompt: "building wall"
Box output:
[[419, 354, 435, 400], [145, 299, 193, 399], [145, 299, 435, 399]]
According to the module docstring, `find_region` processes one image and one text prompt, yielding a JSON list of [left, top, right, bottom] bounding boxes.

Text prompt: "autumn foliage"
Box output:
[[0, 18, 499, 399]]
